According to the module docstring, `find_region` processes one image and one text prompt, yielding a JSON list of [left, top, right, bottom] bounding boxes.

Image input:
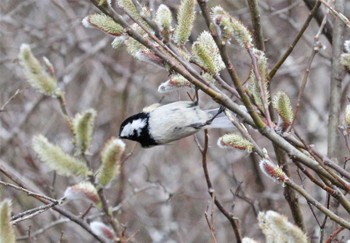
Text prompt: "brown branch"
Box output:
[[97, 188, 125, 242], [302, 0, 333, 43], [286, 42, 320, 132], [16, 218, 69, 241], [11, 202, 58, 224], [295, 162, 350, 225], [83, 152, 124, 240], [247, 47, 273, 128], [197, 130, 242, 243], [294, 161, 337, 195], [284, 0, 332, 132], [327, 0, 346, 160], [56, 91, 72, 127], [196, 0, 267, 131], [204, 197, 218, 243], [223, 109, 264, 157], [274, 149, 305, 231], [283, 132, 350, 180], [189, 59, 239, 97], [268, 0, 321, 80], [0, 89, 21, 113], [0, 95, 45, 156], [296, 168, 322, 228], [285, 179, 350, 229], [0, 180, 57, 203], [91, 0, 350, 192], [319, 195, 331, 242], [293, 130, 350, 191], [231, 185, 259, 217], [0, 165, 104, 242], [247, 0, 265, 51], [196, 2, 341, 191], [324, 226, 345, 243], [320, 0, 350, 28]]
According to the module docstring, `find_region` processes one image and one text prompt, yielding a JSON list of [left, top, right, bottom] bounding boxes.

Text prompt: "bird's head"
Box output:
[[119, 112, 157, 147]]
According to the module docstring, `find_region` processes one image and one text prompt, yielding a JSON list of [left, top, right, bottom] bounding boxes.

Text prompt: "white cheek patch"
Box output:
[[121, 118, 147, 137]]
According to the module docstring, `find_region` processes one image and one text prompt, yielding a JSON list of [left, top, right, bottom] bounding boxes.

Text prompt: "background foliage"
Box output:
[[1, 0, 350, 242]]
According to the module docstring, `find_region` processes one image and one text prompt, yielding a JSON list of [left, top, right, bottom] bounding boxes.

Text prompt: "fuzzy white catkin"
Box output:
[[90, 221, 115, 242]]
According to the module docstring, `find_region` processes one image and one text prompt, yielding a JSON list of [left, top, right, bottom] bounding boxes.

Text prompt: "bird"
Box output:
[[119, 100, 231, 147]]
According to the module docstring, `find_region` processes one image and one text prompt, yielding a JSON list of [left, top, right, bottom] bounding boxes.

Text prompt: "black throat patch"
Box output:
[[119, 112, 158, 147]]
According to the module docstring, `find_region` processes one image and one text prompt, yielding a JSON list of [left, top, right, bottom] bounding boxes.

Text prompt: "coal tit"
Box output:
[[119, 101, 228, 147]]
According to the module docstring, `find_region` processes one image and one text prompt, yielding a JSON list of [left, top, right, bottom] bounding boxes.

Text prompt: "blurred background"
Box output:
[[1, 0, 350, 242]]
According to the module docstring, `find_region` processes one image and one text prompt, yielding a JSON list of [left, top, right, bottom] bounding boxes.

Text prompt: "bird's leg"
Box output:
[[193, 86, 199, 105], [205, 106, 225, 125], [187, 86, 199, 105]]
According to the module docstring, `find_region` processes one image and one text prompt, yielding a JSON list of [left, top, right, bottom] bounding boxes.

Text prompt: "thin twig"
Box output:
[[0, 95, 45, 155], [294, 161, 336, 195], [91, 0, 350, 195], [296, 168, 322, 228], [320, 0, 350, 28], [224, 109, 264, 157], [283, 132, 350, 180], [293, 130, 350, 191], [327, 0, 346, 161], [0, 89, 21, 112], [324, 227, 345, 243], [320, 195, 331, 243], [56, 91, 71, 123], [0, 165, 104, 242], [204, 196, 218, 243], [97, 188, 122, 238], [247, 0, 265, 51], [268, 0, 321, 80], [285, 179, 350, 229], [17, 218, 69, 241], [287, 3, 331, 133], [196, 130, 242, 243], [274, 149, 305, 231], [202, 0, 350, 189], [12, 202, 58, 224], [0, 180, 57, 203], [302, 0, 333, 43], [286, 43, 320, 132], [230, 186, 259, 217], [247, 47, 273, 128]]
